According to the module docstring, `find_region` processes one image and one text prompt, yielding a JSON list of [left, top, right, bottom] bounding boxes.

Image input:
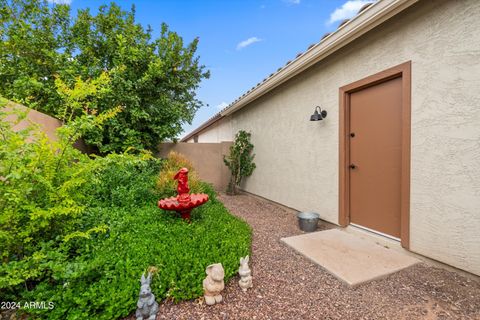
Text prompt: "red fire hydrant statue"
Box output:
[[157, 167, 209, 221]]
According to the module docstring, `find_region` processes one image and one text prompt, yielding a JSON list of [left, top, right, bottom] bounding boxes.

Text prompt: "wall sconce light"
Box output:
[[310, 106, 327, 121]]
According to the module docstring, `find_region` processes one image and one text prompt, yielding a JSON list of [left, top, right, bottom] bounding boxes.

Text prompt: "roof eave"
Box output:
[[220, 0, 418, 117], [180, 114, 223, 142], [182, 0, 418, 140]]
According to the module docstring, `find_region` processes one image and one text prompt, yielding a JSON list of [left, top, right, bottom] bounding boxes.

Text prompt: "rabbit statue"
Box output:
[[202, 263, 225, 305], [136, 272, 159, 320], [238, 255, 253, 292]]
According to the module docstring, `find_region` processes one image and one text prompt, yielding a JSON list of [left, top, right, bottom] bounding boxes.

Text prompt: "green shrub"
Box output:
[[0, 96, 7, 107], [19, 185, 251, 320], [0, 108, 100, 295], [0, 108, 252, 319], [224, 130, 256, 194], [156, 151, 204, 198], [87, 152, 163, 208]]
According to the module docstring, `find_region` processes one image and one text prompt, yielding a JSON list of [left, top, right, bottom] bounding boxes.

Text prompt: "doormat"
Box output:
[[281, 229, 419, 286]]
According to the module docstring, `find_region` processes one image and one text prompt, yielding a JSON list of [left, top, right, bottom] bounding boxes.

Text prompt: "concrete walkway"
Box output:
[[282, 229, 420, 286]]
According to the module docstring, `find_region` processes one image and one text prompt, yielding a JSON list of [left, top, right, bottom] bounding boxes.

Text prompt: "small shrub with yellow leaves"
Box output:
[[156, 151, 205, 197]]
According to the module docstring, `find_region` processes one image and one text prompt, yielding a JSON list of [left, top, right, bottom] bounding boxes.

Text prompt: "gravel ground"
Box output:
[[154, 193, 479, 320]]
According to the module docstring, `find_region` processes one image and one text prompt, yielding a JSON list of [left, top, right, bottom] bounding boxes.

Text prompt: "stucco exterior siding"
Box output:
[[227, 0, 480, 275], [157, 142, 232, 191], [195, 116, 233, 143]]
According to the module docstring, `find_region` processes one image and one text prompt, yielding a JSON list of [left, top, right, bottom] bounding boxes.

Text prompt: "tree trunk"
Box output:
[[226, 177, 235, 195]]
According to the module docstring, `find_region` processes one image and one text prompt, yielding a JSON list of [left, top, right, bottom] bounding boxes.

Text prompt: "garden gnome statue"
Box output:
[[136, 272, 159, 320], [203, 263, 225, 305], [174, 167, 191, 204], [238, 255, 253, 292]]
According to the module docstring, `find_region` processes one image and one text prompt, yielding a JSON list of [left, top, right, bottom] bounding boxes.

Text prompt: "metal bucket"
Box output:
[[297, 212, 319, 232]]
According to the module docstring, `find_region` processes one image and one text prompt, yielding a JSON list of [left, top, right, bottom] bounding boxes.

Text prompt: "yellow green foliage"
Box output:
[[1, 112, 249, 319], [55, 71, 112, 122], [156, 151, 203, 197], [0, 96, 8, 107], [0, 108, 112, 289]]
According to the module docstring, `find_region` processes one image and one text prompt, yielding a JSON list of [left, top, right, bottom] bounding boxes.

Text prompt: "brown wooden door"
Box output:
[[349, 77, 402, 238]]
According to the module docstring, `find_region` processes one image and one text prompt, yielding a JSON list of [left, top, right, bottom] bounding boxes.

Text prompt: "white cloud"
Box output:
[[47, 0, 72, 4], [236, 37, 262, 50], [328, 0, 374, 25], [215, 102, 229, 110], [285, 0, 301, 4]]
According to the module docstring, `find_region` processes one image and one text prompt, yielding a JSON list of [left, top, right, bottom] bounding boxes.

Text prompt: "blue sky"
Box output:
[[60, 0, 374, 138]]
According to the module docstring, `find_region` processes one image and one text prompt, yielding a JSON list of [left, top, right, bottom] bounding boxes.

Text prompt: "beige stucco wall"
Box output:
[[196, 116, 233, 143], [227, 0, 480, 275], [157, 142, 232, 191], [3, 101, 62, 142], [2, 101, 89, 152]]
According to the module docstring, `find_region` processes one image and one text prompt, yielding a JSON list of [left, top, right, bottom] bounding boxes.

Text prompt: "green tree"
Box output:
[[223, 130, 256, 195], [0, 0, 209, 153], [0, 0, 71, 114]]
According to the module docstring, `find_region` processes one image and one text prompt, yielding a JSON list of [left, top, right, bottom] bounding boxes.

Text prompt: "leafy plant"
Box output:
[[21, 187, 251, 320], [224, 130, 256, 195], [87, 151, 162, 208], [0, 0, 209, 153], [0, 105, 252, 319], [156, 151, 203, 198], [0, 96, 8, 107], [0, 107, 114, 294], [54, 71, 113, 122]]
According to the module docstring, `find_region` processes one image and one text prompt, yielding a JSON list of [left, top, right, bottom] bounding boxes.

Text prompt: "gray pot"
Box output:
[[297, 212, 319, 232]]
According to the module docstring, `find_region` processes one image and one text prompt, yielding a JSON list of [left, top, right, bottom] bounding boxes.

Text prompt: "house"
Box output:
[[181, 0, 480, 276]]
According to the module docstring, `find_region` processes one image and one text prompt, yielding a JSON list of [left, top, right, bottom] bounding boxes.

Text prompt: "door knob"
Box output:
[[349, 164, 356, 169]]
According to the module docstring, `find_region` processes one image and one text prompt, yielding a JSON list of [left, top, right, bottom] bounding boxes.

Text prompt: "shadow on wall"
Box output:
[[157, 142, 233, 191]]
